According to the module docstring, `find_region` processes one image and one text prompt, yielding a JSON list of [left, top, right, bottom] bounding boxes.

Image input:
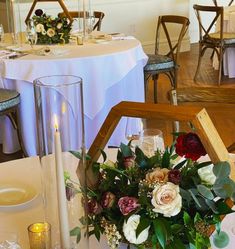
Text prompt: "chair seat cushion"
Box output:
[[206, 32, 235, 44], [144, 54, 175, 72], [0, 89, 20, 112]]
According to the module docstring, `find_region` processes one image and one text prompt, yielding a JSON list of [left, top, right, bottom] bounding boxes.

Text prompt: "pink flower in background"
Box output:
[[118, 196, 140, 215]]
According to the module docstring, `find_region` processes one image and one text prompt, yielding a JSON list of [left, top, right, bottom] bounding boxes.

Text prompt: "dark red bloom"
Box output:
[[168, 169, 181, 185], [35, 9, 43, 16], [87, 199, 102, 215], [175, 132, 206, 161]]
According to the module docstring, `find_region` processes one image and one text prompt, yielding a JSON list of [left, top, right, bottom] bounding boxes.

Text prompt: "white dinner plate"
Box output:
[[0, 183, 38, 209]]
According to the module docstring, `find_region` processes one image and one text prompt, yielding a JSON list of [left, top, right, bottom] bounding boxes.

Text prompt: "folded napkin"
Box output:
[[111, 35, 135, 41]]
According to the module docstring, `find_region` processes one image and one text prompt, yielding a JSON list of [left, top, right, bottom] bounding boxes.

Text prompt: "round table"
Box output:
[[0, 37, 148, 155]]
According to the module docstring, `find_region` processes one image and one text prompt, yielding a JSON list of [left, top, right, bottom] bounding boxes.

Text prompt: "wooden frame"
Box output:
[[80, 101, 234, 188], [25, 0, 73, 24]]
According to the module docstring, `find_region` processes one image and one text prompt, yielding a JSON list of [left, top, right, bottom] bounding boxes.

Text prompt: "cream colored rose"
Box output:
[[151, 182, 182, 217], [123, 214, 150, 244], [35, 23, 44, 33], [145, 167, 169, 184], [42, 30, 47, 35], [57, 23, 63, 29], [198, 165, 216, 185], [47, 28, 55, 37]]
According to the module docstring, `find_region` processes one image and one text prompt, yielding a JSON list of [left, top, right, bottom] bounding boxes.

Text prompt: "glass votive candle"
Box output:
[[28, 222, 51, 249]]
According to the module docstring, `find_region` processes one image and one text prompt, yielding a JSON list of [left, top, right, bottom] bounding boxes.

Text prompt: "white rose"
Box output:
[[123, 214, 150, 244], [151, 182, 182, 217], [42, 30, 47, 35], [198, 164, 216, 185], [57, 23, 63, 29], [47, 28, 55, 37], [35, 23, 44, 33]]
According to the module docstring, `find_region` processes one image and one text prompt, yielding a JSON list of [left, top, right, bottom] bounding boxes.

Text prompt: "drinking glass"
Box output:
[[0, 24, 4, 44], [139, 129, 165, 157], [26, 20, 37, 48], [86, 12, 95, 35], [125, 118, 143, 147]]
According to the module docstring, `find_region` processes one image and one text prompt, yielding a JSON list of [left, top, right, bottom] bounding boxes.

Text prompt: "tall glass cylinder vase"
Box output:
[[34, 75, 88, 249]]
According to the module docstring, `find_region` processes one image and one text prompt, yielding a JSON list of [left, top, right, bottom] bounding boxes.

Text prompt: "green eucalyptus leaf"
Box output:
[[213, 231, 229, 248], [180, 188, 192, 202], [70, 226, 81, 237], [189, 189, 202, 208], [213, 178, 235, 199], [205, 199, 218, 213], [153, 219, 169, 249], [197, 185, 214, 200], [213, 162, 230, 178]]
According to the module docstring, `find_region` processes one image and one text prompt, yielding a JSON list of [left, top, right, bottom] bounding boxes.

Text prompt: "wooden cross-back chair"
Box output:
[[58, 11, 105, 31], [212, 0, 234, 6], [144, 15, 190, 103], [193, 4, 235, 85], [169, 87, 235, 153]]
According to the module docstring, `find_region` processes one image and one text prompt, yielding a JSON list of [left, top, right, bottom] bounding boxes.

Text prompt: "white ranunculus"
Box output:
[[35, 23, 44, 33], [198, 164, 216, 185], [47, 28, 55, 37], [123, 214, 150, 244], [57, 23, 63, 29], [151, 182, 182, 217]]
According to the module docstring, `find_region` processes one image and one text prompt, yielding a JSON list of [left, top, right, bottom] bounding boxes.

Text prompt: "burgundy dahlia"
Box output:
[[35, 9, 43, 16], [168, 169, 181, 185], [175, 132, 206, 161], [87, 199, 102, 215]]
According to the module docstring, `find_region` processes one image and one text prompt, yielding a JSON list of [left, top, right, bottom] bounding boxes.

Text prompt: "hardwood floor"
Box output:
[[0, 43, 235, 162]]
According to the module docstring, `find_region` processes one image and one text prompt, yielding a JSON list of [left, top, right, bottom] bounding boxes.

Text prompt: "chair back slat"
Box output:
[[193, 5, 224, 41], [212, 0, 234, 6], [155, 15, 190, 65]]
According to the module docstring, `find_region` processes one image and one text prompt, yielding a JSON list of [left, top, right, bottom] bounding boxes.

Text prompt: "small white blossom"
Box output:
[[35, 23, 44, 33], [198, 164, 216, 185], [57, 23, 63, 29], [123, 214, 150, 244]]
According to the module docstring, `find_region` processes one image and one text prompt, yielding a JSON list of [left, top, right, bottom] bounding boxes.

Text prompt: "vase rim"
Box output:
[[33, 75, 83, 88]]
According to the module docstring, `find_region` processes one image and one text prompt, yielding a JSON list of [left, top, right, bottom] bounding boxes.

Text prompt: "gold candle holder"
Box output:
[[28, 222, 51, 249]]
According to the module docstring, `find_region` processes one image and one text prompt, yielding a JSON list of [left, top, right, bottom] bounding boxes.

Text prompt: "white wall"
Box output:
[[5, 0, 190, 53]]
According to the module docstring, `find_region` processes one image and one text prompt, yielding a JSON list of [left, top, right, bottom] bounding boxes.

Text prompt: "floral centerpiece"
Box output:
[[72, 132, 235, 249], [32, 9, 71, 44]]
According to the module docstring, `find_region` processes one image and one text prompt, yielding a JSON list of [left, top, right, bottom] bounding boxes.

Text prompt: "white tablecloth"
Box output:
[[0, 152, 235, 249], [0, 38, 148, 155]]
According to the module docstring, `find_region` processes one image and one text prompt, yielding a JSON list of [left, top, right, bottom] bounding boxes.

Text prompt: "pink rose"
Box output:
[[118, 196, 140, 215], [123, 156, 135, 169], [101, 192, 116, 208]]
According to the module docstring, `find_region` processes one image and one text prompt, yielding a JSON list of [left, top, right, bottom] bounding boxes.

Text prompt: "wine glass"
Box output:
[[86, 12, 95, 35], [139, 129, 165, 157], [125, 117, 143, 147], [0, 24, 4, 44], [26, 20, 37, 49]]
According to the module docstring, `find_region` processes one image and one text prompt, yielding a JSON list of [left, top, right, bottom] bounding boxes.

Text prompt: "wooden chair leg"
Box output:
[[194, 44, 203, 82], [144, 72, 149, 102], [153, 74, 159, 103]]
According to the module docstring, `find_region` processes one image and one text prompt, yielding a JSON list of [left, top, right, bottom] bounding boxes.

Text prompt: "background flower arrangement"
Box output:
[[83, 132, 235, 249], [32, 9, 71, 44]]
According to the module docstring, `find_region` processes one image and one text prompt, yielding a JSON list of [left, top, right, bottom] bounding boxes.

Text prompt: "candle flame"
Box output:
[[54, 114, 59, 131]]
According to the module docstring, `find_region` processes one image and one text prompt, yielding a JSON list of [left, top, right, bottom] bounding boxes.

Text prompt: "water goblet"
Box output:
[[125, 117, 143, 148], [86, 12, 95, 36], [26, 20, 38, 49], [139, 129, 165, 157]]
